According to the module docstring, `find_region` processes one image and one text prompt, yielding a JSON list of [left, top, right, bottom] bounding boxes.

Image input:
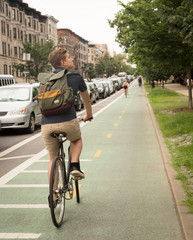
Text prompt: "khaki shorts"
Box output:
[[41, 118, 81, 154]]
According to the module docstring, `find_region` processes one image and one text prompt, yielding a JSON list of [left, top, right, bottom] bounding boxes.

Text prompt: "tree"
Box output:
[[109, 0, 193, 108], [95, 52, 135, 77], [14, 40, 56, 80], [156, 0, 193, 108]]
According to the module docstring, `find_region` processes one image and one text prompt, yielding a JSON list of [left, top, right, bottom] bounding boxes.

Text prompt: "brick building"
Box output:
[[88, 42, 107, 66], [57, 28, 88, 75], [0, 0, 58, 82]]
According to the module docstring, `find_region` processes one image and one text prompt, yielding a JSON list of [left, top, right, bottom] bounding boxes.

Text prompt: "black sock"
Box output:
[[71, 162, 80, 170]]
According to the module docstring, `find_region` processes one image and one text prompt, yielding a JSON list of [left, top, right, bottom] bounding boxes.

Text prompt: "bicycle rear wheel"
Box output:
[[50, 156, 65, 227]]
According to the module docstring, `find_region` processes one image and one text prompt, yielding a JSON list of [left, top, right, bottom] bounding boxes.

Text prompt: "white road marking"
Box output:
[[0, 149, 47, 186], [0, 155, 34, 161], [22, 170, 48, 173], [0, 184, 48, 188], [0, 133, 41, 158], [0, 204, 48, 209], [0, 233, 41, 239]]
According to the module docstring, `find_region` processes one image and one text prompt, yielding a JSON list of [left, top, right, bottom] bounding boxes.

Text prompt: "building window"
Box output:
[[33, 20, 36, 30], [21, 30, 23, 41], [7, 24, 9, 36], [25, 32, 27, 42], [0, 0, 4, 13], [14, 46, 17, 57], [9, 65, 11, 74], [8, 44, 10, 56], [2, 42, 6, 55], [40, 23, 43, 33], [1, 21, 5, 35], [20, 12, 22, 23], [5, 3, 8, 16], [13, 28, 16, 39], [49, 24, 51, 34], [12, 9, 16, 20], [4, 64, 8, 74], [28, 17, 31, 27], [29, 34, 32, 43]]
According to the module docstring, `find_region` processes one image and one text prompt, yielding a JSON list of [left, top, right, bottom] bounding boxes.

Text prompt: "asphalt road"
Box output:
[[0, 81, 185, 240]]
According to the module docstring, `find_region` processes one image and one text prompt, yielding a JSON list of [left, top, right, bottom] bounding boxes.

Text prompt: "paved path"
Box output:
[[165, 83, 190, 96], [1, 80, 191, 239]]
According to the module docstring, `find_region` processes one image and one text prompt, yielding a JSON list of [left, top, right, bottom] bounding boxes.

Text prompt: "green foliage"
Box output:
[[14, 40, 56, 79], [95, 53, 135, 77], [109, 0, 193, 81]]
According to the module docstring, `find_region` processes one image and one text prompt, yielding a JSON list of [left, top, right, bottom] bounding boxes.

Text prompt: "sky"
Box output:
[[24, 0, 128, 54]]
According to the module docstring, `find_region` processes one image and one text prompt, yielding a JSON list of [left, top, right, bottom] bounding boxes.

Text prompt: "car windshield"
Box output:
[[0, 87, 30, 102]]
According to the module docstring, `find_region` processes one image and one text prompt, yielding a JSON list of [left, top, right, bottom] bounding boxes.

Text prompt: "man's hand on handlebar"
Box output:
[[83, 115, 93, 122]]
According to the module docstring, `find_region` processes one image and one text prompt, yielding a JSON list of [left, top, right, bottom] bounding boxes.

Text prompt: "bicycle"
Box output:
[[49, 131, 81, 228], [123, 86, 128, 98]]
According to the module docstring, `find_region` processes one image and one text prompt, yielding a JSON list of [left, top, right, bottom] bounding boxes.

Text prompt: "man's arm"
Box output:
[[80, 90, 93, 122]]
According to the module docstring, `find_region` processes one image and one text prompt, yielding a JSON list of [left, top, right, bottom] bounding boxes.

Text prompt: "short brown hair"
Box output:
[[49, 48, 67, 69]]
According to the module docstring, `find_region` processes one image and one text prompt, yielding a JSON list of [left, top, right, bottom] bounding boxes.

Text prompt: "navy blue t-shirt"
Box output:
[[41, 68, 87, 124]]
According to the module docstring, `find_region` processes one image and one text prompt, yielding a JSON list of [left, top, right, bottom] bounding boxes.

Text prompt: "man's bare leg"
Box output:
[[70, 138, 85, 178]]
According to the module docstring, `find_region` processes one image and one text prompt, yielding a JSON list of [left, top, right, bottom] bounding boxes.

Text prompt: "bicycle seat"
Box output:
[[50, 131, 67, 138]]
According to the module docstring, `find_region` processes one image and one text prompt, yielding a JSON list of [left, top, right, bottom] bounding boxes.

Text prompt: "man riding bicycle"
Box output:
[[41, 48, 93, 194]]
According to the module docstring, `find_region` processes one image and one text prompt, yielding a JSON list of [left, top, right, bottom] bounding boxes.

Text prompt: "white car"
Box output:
[[0, 83, 42, 133]]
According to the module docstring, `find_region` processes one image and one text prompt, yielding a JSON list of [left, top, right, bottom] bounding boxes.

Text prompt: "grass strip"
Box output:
[[145, 84, 193, 212]]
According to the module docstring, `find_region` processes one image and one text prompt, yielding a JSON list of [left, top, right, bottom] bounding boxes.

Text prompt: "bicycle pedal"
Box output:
[[72, 176, 82, 180]]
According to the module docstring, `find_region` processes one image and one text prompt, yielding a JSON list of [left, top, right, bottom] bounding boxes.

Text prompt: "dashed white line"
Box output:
[[0, 155, 34, 161], [0, 233, 41, 239], [0, 133, 41, 158], [0, 204, 48, 209]]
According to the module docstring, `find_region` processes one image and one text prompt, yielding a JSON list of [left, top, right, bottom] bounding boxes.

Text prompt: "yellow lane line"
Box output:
[[119, 115, 122, 119], [94, 150, 101, 158], [106, 133, 112, 138], [114, 123, 118, 127]]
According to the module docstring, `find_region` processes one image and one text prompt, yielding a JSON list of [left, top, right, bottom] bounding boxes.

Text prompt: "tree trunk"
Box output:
[[162, 80, 164, 88], [187, 63, 192, 109]]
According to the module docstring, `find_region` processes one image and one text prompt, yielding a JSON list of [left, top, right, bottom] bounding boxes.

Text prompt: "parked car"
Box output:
[[86, 82, 97, 104], [74, 91, 84, 111], [0, 83, 41, 133], [105, 79, 115, 94], [94, 82, 108, 99], [102, 81, 111, 96]]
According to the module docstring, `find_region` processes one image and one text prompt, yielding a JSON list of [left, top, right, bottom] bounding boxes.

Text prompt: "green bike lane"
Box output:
[[0, 81, 185, 240]]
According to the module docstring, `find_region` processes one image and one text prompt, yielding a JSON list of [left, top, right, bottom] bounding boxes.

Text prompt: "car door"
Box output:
[[32, 87, 42, 124]]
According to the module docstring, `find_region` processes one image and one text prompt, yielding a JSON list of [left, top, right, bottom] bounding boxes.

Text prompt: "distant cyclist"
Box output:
[[122, 79, 129, 97], [138, 76, 142, 86]]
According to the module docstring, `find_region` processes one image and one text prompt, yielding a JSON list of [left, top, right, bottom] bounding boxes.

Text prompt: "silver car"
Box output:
[[0, 83, 42, 133]]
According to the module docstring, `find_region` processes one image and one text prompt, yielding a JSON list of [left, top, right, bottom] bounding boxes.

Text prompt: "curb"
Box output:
[[145, 89, 193, 240]]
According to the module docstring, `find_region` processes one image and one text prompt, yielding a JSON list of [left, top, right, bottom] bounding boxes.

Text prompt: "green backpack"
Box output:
[[37, 70, 74, 116]]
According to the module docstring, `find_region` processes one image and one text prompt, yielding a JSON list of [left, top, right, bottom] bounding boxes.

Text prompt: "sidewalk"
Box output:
[[165, 83, 190, 96]]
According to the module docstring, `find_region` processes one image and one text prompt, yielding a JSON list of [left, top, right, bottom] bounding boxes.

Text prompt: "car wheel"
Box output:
[[27, 114, 35, 133]]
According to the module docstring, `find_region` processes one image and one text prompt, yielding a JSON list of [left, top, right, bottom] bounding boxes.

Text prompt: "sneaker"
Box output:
[[70, 164, 85, 179]]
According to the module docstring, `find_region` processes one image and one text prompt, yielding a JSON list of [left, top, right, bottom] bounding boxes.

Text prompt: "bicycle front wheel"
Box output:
[[50, 156, 65, 228]]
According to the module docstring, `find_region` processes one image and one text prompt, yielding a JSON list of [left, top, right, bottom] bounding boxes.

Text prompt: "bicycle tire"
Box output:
[[75, 180, 80, 203], [50, 156, 65, 228]]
